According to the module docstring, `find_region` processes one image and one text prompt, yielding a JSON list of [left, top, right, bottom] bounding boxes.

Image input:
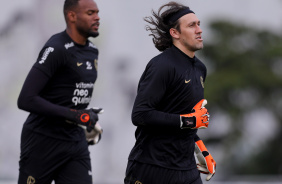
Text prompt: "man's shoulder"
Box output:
[[88, 38, 98, 50], [44, 32, 98, 53], [44, 31, 71, 51], [149, 48, 176, 67]]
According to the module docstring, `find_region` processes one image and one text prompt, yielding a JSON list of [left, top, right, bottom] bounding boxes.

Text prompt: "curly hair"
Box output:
[[144, 2, 190, 51]]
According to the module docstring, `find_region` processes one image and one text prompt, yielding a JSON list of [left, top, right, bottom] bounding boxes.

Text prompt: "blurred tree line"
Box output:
[[200, 20, 282, 177]]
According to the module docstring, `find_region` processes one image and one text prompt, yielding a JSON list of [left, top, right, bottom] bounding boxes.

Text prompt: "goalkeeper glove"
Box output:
[[85, 122, 103, 145], [67, 107, 103, 132], [180, 99, 209, 129], [195, 139, 216, 181]]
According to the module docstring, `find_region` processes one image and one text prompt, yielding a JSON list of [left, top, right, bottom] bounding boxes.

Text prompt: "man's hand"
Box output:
[[180, 99, 209, 129], [68, 107, 103, 132], [195, 139, 216, 181], [85, 123, 103, 145]]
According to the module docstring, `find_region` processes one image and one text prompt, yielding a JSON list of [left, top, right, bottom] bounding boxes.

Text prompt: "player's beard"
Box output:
[[193, 43, 203, 51], [185, 42, 203, 52], [77, 26, 99, 39], [88, 23, 100, 38], [88, 31, 99, 38]]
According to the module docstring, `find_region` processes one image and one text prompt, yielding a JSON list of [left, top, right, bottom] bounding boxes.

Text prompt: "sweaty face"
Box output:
[[75, 0, 100, 38], [177, 13, 203, 52]]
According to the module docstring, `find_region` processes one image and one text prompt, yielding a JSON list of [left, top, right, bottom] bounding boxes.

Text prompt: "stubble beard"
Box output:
[[195, 43, 203, 51], [77, 26, 99, 39], [185, 42, 204, 52], [88, 31, 99, 38]]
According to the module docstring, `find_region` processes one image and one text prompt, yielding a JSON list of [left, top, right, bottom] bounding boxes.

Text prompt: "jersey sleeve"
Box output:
[[17, 45, 70, 118], [131, 58, 180, 128], [17, 67, 70, 118], [33, 45, 66, 77]]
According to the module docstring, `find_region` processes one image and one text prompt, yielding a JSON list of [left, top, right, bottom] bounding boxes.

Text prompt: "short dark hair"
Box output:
[[63, 0, 80, 20], [144, 1, 190, 51]]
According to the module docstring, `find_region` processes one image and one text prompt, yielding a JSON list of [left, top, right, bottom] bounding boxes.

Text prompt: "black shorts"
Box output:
[[124, 161, 202, 184], [18, 127, 92, 184]]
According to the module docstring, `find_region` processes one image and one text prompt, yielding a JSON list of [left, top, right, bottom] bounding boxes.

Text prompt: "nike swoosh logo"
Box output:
[[185, 79, 191, 83], [77, 62, 83, 67]]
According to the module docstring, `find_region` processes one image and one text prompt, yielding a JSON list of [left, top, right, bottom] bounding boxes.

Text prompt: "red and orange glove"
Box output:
[[195, 139, 216, 181], [67, 107, 103, 132], [180, 99, 209, 129]]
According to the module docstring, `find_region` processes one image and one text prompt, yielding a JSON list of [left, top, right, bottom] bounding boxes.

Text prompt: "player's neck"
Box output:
[[173, 43, 195, 58], [66, 28, 87, 45]]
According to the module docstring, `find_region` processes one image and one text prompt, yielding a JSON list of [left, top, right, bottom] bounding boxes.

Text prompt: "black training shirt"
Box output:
[[128, 45, 207, 170], [18, 31, 99, 141]]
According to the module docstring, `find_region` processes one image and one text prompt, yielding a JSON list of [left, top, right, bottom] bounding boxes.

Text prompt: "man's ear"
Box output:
[[67, 11, 76, 23], [170, 28, 180, 39]]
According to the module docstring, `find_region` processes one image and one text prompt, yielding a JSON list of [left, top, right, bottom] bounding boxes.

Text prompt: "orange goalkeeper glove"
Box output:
[[195, 139, 216, 181], [180, 99, 209, 129]]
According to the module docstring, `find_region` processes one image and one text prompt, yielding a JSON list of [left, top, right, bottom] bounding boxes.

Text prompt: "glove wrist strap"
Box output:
[[180, 116, 196, 129]]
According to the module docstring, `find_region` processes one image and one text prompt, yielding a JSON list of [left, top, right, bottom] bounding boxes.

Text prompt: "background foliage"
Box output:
[[200, 20, 282, 177]]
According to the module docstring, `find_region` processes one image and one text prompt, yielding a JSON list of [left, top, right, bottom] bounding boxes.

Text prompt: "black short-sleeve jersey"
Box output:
[[129, 45, 207, 170], [23, 31, 99, 140]]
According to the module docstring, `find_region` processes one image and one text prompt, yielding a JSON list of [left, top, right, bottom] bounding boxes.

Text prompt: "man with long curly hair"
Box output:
[[124, 2, 216, 184]]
